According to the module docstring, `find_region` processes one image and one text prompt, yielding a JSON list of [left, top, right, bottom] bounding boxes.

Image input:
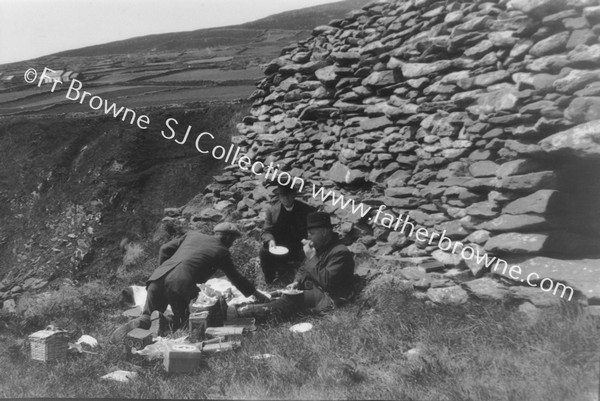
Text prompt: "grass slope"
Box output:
[[0, 271, 597, 400]]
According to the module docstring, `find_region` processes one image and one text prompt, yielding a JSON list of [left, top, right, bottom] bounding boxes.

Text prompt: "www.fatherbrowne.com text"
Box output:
[[25, 67, 575, 301]]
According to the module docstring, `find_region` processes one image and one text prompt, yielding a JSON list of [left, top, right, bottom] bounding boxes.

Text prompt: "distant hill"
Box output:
[[239, 0, 371, 30], [52, 0, 371, 58]]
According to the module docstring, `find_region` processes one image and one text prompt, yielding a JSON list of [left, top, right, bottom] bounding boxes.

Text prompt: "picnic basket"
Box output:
[[28, 325, 69, 362]]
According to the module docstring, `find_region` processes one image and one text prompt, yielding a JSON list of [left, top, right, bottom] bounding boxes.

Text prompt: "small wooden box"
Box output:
[[124, 328, 153, 350], [163, 343, 202, 373], [201, 341, 240, 354], [29, 327, 69, 362], [205, 326, 244, 342]]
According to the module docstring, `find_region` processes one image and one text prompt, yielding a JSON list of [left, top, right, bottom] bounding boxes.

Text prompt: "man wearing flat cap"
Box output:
[[111, 222, 269, 342], [260, 183, 315, 284], [233, 212, 355, 319]]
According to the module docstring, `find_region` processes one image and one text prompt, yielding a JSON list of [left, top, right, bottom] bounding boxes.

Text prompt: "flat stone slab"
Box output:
[[463, 278, 509, 301], [501, 256, 600, 303], [426, 285, 469, 305]]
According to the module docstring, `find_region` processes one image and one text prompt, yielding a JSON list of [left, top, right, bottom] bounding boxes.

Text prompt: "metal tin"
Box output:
[[189, 311, 209, 343]]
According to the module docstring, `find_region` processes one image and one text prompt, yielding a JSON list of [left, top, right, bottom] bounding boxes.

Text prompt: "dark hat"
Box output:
[[275, 182, 297, 195], [306, 212, 333, 229], [213, 222, 242, 238]]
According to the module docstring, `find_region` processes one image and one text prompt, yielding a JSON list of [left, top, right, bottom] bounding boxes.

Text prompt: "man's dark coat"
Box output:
[[147, 231, 256, 298]]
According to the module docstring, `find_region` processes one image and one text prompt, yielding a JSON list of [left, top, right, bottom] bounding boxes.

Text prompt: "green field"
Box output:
[[149, 67, 262, 83]]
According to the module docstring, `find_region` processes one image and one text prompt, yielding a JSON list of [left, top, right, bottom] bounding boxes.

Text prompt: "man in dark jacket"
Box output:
[[111, 223, 269, 342], [233, 212, 355, 319], [260, 183, 315, 284]]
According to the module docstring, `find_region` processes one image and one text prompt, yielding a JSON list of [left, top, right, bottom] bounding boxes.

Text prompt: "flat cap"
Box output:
[[213, 222, 242, 237]]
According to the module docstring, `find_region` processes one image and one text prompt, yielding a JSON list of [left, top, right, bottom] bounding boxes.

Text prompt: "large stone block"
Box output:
[[465, 202, 499, 218], [479, 214, 551, 232], [362, 70, 398, 87], [507, 0, 567, 18], [553, 69, 599, 94], [468, 85, 520, 114], [564, 97, 600, 123], [508, 286, 563, 307], [495, 171, 557, 192], [359, 116, 393, 131], [503, 256, 600, 302], [426, 286, 469, 305], [315, 65, 342, 85], [503, 190, 560, 214], [323, 162, 367, 185], [526, 55, 570, 73], [567, 29, 596, 51], [529, 31, 570, 57], [398, 60, 454, 78], [469, 160, 500, 177], [386, 169, 412, 187], [464, 277, 510, 301], [539, 119, 600, 160], [568, 43, 600, 64], [431, 248, 463, 266], [495, 159, 543, 178], [484, 233, 548, 254]]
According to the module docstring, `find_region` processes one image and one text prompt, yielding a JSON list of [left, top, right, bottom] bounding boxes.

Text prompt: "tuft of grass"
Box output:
[[122, 242, 145, 267]]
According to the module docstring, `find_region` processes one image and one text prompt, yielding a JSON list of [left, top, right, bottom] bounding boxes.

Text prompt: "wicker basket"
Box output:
[[29, 326, 69, 362]]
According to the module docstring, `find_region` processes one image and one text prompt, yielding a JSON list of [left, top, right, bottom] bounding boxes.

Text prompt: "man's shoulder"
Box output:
[[267, 202, 281, 213], [323, 238, 352, 258], [330, 242, 351, 255], [185, 230, 210, 240], [184, 231, 223, 248]]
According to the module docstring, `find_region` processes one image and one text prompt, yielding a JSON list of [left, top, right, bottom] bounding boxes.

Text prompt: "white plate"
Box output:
[[289, 322, 313, 333], [269, 245, 289, 256]]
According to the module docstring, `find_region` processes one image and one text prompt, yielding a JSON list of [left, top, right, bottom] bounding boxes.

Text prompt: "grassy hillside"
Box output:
[[48, 0, 370, 58]]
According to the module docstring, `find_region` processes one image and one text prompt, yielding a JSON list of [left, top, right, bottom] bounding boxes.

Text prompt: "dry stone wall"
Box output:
[[192, 0, 600, 301]]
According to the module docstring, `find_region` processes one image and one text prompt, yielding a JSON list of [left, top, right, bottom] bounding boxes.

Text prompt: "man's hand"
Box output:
[[302, 239, 316, 260], [286, 281, 299, 290], [253, 290, 271, 304], [268, 240, 276, 249]]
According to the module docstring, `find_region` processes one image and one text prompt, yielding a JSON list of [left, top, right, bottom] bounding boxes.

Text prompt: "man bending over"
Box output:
[[112, 223, 269, 341]]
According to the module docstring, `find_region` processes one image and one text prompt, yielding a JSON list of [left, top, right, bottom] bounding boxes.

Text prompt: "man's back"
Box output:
[[148, 232, 226, 292], [148, 230, 257, 298]]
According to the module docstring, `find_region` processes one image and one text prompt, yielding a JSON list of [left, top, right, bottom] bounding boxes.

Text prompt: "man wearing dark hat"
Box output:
[[260, 183, 315, 284], [233, 212, 355, 319], [111, 222, 269, 342]]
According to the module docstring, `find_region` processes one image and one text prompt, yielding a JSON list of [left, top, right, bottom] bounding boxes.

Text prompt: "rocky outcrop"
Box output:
[[180, 0, 600, 303]]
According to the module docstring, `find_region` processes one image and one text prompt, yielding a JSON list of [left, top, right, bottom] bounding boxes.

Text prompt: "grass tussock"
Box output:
[[0, 276, 598, 400], [122, 242, 145, 267]]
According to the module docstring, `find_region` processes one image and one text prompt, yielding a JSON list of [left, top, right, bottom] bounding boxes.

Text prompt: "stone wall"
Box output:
[[193, 0, 600, 300]]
